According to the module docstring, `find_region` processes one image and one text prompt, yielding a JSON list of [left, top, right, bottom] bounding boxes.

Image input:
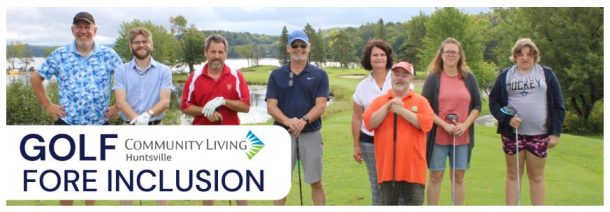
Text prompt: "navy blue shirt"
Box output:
[[266, 63, 329, 132]]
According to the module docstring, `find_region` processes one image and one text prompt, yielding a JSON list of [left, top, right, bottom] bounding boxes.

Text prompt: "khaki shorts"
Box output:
[[291, 130, 323, 184]]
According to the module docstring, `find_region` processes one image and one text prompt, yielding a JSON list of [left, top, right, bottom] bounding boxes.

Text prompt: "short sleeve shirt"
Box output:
[[38, 41, 122, 125], [112, 58, 174, 122], [362, 90, 435, 185], [352, 72, 392, 136], [265, 63, 329, 132], [180, 64, 250, 125]]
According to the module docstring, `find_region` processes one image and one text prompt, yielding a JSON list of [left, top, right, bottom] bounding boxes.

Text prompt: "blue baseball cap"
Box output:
[[288, 30, 309, 44]]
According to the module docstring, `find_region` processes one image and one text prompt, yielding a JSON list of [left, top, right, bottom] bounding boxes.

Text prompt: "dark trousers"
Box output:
[[379, 181, 424, 205]]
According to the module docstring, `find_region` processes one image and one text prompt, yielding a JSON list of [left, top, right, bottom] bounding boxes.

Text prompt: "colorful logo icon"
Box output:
[[245, 130, 265, 159]]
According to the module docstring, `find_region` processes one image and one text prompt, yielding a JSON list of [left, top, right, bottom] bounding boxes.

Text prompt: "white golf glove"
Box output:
[[202, 97, 225, 117], [129, 112, 152, 125]]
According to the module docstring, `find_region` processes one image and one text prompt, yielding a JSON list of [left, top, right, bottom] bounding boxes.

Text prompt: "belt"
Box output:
[[124, 120, 161, 125], [360, 131, 374, 143]]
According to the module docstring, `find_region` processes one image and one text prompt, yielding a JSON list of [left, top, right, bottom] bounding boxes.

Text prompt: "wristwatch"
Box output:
[[301, 115, 309, 124], [147, 109, 154, 116]]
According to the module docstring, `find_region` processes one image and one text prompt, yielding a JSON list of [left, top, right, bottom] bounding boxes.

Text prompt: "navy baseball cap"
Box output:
[[288, 30, 309, 44]]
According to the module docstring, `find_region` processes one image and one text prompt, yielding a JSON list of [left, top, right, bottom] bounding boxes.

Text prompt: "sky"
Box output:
[[6, 7, 491, 46]]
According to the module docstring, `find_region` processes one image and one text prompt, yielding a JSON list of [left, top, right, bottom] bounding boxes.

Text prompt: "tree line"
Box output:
[[5, 8, 602, 134]]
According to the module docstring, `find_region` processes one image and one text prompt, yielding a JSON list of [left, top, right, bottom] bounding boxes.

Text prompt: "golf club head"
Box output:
[[500, 106, 518, 116], [446, 113, 458, 124]]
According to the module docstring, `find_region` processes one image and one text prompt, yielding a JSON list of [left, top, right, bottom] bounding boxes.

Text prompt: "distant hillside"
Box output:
[[201, 30, 279, 58]]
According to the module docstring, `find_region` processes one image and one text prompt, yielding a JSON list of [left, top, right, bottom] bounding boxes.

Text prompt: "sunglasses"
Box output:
[[291, 43, 307, 49], [288, 72, 294, 87]]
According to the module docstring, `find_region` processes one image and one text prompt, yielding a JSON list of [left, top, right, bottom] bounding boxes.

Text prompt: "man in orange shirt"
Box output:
[[363, 61, 434, 205]]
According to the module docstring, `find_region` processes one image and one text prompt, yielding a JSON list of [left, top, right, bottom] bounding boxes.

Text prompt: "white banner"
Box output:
[[5, 126, 291, 200]]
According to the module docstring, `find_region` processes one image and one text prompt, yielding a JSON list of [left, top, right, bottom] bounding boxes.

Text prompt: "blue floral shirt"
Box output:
[[38, 41, 122, 125]]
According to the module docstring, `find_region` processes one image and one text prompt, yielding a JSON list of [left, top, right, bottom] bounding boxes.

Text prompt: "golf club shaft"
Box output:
[[392, 113, 397, 188], [515, 113, 519, 205], [452, 133, 456, 206], [296, 136, 303, 206]]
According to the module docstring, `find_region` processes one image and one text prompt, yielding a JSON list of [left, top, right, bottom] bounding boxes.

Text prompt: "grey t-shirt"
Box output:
[[506, 64, 548, 135]]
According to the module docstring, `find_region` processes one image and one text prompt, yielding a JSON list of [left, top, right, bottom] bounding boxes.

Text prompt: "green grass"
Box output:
[[8, 66, 603, 206]]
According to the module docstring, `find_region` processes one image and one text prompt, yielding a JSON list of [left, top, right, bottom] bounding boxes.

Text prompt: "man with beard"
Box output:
[[113, 27, 173, 128], [33, 11, 122, 126], [266, 30, 329, 205], [31, 11, 122, 206], [180, 34, 250, 205], [362, 62, 434, 205]]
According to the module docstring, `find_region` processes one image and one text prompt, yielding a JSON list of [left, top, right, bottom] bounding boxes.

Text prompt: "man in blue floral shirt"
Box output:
[[32, 11, 122, 126]]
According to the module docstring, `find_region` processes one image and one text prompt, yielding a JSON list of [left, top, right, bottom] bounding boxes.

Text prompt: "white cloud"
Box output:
[[6, 7, 490, 46]]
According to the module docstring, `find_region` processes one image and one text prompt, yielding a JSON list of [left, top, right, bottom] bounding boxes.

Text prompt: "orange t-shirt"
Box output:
[[363, 90, 434, 185]]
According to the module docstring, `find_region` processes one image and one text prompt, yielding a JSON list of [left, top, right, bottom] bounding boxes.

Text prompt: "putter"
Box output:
[[446, 113, 458, 206], [295, 136, 304, 206], [501, 106, 520, 205], [392, 113, 398, 190]]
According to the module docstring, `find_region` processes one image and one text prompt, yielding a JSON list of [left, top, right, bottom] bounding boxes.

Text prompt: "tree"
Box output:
[[277, 26, 289, 65], [375, 18, 386, 40], [21, 44, 34, 71], [397, 12, 428, 75], [420, 8, 496, 92], [328, 30, 356, 68], [114, 19, 182, 66], [303, 24, 325, 66], [235, 44, 261, 67], [6, 41, 20, 70], [180, 26, 206, 73], [169, 15, 188, 36], [311, 28, 326, 66]]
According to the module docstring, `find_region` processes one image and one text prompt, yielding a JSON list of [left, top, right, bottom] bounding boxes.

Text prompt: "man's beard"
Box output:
[[132, 47, 151, 60], [290, 54, 308, 62], [392, 82, 410, 93], [209, 60, 224, 70], [75, 39, 93, 50]]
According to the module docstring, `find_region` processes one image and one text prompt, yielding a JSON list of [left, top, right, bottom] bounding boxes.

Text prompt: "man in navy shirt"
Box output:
[[266, 30, 329, 205]]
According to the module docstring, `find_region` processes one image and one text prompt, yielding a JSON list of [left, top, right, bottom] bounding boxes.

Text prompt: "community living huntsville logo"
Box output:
[[245, 130, 265, 159]]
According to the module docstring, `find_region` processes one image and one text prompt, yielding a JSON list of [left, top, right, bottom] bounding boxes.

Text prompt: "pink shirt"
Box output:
[[435, 72, 471, 145]]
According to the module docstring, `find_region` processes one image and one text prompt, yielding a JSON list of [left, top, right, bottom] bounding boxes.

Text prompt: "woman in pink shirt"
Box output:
[[421, 37, 482, 205]]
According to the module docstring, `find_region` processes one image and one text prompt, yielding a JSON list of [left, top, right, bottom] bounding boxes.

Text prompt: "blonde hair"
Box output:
[[509, 38, 541, 63], [128, 27, 153, 45], [425, 37, 470, 77]]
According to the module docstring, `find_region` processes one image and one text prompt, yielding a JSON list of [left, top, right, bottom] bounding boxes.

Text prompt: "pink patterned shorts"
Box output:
[[501, 134, 549, 158]]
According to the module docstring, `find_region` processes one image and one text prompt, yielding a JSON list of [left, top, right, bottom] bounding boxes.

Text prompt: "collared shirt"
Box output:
[[265, 63, 329, 133], [180, 64, 250, 125], [38, 41, 121, 125], [362, 90, 434, 185], [353, 72, 392, 136], [112, 57, 174, 122], [354, 72, 416, 136]]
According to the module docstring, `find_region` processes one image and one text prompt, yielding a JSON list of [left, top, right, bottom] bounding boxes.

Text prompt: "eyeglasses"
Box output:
[[442, 50, 459, 56], [291, 43, 307, 49], [288, 72, 294, 87], [132, 40, 150, 45]]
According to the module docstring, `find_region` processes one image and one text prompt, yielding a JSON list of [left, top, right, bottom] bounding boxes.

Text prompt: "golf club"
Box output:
[[392, 113, 397, 190], [295, 136, 304, 206], [446, 113, 458, 206], [501, 106, 520, 205]]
